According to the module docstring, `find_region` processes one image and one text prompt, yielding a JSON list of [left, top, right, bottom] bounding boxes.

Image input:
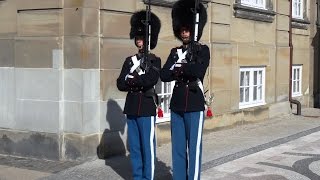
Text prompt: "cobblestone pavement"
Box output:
[[0, 155, 82, 174], [0, 155, 83, 180], [1, 108, 320, 180], [202, 130, 320, 180]]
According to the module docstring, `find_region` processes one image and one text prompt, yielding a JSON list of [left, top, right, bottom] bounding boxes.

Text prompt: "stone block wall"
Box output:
[[0, 0, 317, 160], [0, 0, 102, 161]]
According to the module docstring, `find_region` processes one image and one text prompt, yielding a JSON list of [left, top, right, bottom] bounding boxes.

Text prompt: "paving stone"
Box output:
[[0, 155, 82, 173], [1, 108, 320, 180]]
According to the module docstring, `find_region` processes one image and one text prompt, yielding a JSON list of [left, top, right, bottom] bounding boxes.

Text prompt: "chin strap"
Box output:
[[183, 41, 191, 46]]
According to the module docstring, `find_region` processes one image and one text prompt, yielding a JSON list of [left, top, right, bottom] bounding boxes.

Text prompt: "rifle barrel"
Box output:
[[143, 0, 151, 69]]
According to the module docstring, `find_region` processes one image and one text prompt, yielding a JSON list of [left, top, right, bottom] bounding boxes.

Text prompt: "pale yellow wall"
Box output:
[[210, 0, 277, 115], [0, 0, 317, 119], [208, 0, 316, 117], [291, 0, 315, 107]]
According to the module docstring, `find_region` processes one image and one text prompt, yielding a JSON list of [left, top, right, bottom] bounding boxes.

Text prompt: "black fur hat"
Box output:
[[130, 10, 161, 50], [172, 0, 207, 41]]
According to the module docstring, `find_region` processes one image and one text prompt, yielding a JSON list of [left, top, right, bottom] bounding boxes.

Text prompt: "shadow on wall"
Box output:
[[312, 28, 320, 108], [96, 99, 172, 179], [97, 99, 127, 158]]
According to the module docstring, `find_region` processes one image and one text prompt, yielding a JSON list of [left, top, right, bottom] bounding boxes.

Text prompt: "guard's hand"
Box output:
[[147, 53, 157, 61], [194, 42, 202, 52], [125, 76, 136, 86], [190, 42, 202, 53], [173, 63, 185, 79], [125, 71, 139, 86], [186, 42, 201, 62]]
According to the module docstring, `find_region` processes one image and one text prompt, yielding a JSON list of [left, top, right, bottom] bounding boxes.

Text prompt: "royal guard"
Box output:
[[116, 8, 161, 180], [160, 0, 209, 179]]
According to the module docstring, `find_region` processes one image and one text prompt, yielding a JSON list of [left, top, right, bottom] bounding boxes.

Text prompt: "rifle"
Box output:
[[193, 0, 201, 43], [140, 0, 151, 72], [141, 0, 161, 108], [187, 0, 202, 63]]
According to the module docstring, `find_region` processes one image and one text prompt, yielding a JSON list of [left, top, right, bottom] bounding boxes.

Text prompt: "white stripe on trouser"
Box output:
[[194, 111, 204, 180], [150, 116, 155, 180]]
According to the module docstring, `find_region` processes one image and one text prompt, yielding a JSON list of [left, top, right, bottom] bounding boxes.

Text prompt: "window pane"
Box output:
[[163, 95, 170, 113], [241, 71, 249, 86], [258, 85, 262, 100], [292, 0, 302, 18], [245, 71, 250, 86], [259, 71, 262, 85], [292, 66, 302, 96], [164, 82, 169, 93], [256, 0, 263, 5], [240, 88, 244, 103], [254, 71, 257, 85], [245, 87, 249, 102], [242, 0, 264, 7], [253, 86, 257, 101], [240, 72, 244, 86], [241, 0, 251, 4], [293, 0, 297, 16]]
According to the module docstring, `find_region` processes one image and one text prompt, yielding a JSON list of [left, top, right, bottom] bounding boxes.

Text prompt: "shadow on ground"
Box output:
[[97, 99, 172, 179], [104, 155, 172, 180]]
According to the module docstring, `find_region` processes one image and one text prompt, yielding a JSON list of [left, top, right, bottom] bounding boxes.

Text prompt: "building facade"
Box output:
[[0, 0, 318, 160]]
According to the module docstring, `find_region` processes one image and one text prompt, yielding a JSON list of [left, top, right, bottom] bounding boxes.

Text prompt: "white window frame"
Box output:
[[241, 0, 266, 9], [155, 81, 175, 123], [239, 67, 266, 109], [292, 65, 302, 97], [292, 0, 303, 19]]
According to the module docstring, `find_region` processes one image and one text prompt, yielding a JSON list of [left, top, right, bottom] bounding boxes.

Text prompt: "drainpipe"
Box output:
[[289, 0, 302, 115]]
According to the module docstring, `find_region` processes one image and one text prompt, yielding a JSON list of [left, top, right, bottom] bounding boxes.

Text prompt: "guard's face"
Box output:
[[135, 36, 144, 50], [180, 27, 191, 43]]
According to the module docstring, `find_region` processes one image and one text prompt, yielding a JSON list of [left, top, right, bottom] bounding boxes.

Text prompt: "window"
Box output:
[[143, 0, 209, 8], [241, 0, 266, 9], [239, 67, 266, 109], [292, 0, 303, 19], [292, 65, 302, 97], [143, 0, 177, 7], [291, 0, 310, 29], [234, 0, 275, 23], [155, 81, 175, 123]]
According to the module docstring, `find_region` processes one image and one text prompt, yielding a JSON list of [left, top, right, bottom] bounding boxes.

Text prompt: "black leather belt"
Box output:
[[176, 80, 198, 87]]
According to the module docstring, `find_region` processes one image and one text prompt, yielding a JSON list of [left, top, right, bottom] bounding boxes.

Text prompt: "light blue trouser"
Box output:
[[171, 111, 204, 180], [127, 116, 156, 180]]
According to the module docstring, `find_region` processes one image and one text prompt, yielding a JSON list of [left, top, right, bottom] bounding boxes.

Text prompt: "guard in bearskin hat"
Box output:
[[160, 0, 209, 179], [116, 9, 161, 180]]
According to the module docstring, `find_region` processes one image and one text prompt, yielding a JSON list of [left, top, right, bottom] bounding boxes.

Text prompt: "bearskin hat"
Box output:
[[130, 10, 161, 50], [172, 0, 207, 41]]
